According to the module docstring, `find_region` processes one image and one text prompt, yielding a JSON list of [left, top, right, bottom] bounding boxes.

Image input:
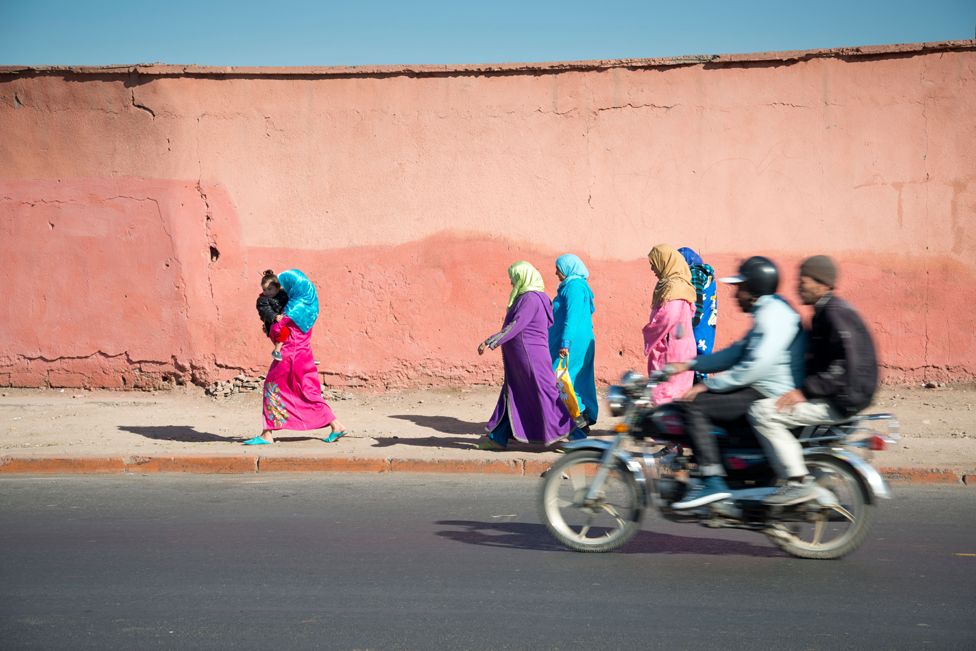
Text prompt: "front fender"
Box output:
[[559, 439, 650, 507], [805, 448, 891, 501]]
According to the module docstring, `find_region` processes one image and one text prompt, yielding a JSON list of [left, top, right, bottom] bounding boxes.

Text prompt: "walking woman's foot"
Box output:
[[323, 430, 347, 443], [567, 428, 587, 441], [476, 435, 506, 451], [243, 435, 272, 446], [323, 421, 348, 443]]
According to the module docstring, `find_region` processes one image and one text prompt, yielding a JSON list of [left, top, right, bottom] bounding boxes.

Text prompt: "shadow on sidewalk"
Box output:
[[372, 434, 479, 451], [389, 414, 483, 435], [374, 415, 483, 450], [380, 416, 563, 453], [434, 520, 782, 557], [119, 425, 240, 444]]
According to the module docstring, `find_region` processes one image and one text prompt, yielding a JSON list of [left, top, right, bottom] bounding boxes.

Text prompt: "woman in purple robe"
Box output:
[[477, 261, 583, 450]]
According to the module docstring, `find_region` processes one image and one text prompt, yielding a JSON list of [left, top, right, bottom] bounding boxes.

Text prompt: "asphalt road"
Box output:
[[0, 475, 973, 650]]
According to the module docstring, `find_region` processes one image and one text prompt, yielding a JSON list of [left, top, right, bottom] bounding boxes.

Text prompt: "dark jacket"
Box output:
[[256, 291, 289, 336], [802, 294, 878, 416]]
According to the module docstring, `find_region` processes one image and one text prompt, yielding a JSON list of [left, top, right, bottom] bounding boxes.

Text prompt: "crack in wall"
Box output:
[[535, 106, 578, 116], [21, 350, 163, 365], [5, 351, 246, 389], [5, 198, 73, 206], [263, 115, 284, 137], [595, 102, 679, 113], [920, 63, 932, 375], [195, 182, 221, 326], [130, 89, 155, 119], [106, 195, 192, 322]]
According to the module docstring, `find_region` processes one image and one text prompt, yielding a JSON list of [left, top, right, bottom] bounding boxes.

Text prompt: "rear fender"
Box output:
[[804, 448, 891, 501]]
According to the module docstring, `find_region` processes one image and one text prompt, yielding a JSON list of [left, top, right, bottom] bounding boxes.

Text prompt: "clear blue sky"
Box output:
[[2, 0, 974, 66]]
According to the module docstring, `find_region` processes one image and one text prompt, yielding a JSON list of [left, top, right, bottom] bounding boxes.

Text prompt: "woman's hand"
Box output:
[[679, 383, 709, 402], [558, 348, 569, 358], [478, 341, 488, 355]]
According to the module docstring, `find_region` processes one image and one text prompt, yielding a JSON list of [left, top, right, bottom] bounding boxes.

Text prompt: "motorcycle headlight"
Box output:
[[607, 385, 630, 417]]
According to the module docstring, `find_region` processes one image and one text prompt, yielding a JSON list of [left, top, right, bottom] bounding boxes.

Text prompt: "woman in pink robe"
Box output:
[[244, 269, 346, 445], [642, 245, 697, 405]]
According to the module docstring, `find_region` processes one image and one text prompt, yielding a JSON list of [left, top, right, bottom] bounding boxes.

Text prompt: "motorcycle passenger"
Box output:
[[748, 255, 879, 506], [665, 256, 806, 510]]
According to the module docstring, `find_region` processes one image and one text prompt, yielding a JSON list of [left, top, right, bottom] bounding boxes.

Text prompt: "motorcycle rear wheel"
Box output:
[[538, 450, 643, 552], [770, 456, 874, 560]]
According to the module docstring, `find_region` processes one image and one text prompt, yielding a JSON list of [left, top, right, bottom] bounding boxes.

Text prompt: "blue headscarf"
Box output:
[[555, 253, 595, 312], [555, 254, 590, 286], [677, 247, 703, 267], [277, 269, 319, 333]]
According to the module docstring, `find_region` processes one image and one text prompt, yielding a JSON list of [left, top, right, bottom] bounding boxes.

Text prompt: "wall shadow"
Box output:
[[434, 519, 782, 558]]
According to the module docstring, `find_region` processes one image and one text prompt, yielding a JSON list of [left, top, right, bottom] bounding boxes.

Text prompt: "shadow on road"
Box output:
[[119, 425, 239, 443], [435, 519, 782, 557]]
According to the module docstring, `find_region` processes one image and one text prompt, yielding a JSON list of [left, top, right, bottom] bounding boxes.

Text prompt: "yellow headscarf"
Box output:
[[507, 261, 546, 308], [648, 244, 697, 307]]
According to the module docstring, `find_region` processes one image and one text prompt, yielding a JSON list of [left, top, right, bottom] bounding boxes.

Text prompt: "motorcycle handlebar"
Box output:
[[648, 368, 673, 384]]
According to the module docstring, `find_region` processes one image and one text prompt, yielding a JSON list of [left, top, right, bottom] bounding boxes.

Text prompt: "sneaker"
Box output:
[[763, 477, 818, 506], [671, 476, 732, 510]]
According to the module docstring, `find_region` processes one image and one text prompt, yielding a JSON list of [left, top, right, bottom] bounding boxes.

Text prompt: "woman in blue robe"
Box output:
[[677, 247, 718, 357], [548, 254, 599, 426]]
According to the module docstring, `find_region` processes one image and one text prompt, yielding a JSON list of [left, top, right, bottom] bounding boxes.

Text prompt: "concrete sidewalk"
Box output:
[[1, 385, 974, 484]]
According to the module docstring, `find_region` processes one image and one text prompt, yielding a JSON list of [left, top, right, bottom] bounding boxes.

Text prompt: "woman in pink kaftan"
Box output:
[[261, 315, 337, 432], [643, 245, 698, 405], [244, 269, 346, 445]]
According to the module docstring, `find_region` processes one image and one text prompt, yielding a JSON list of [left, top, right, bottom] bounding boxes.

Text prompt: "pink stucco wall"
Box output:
[[1, 41, 975, 389]]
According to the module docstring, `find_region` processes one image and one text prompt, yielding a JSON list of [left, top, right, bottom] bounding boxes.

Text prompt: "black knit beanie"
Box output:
[[799, 255, 837, 288]]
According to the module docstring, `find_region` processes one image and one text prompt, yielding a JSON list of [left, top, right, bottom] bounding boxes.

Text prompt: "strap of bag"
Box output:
[[556, 354, 570, 376]]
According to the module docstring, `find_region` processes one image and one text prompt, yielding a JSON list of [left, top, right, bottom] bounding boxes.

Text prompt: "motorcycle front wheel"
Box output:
[[538, 450, 644, 552], [769, 456, 874, 560]]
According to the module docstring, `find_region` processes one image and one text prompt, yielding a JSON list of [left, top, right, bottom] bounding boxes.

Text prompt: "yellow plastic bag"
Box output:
[[555, 356, 581, 418]]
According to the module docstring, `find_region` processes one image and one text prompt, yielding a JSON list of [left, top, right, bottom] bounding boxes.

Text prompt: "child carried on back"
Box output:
[[256, 269, 290, 361]]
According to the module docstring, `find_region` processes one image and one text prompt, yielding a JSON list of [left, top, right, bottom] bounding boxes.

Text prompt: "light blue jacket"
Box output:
[[690, 294, 806, 398]]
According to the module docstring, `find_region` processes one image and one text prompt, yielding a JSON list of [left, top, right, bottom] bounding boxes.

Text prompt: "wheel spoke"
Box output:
[[599, 502, 626, 528], [577, 514, 594, 538], [830, 504, 856, 523], [812, 517, 826, 545]]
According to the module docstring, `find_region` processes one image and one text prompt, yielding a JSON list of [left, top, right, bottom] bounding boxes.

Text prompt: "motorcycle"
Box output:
[[538, 371, 899, 559]]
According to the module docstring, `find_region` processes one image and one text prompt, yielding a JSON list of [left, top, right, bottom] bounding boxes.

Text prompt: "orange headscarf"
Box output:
[[648, 244, 697, 307]]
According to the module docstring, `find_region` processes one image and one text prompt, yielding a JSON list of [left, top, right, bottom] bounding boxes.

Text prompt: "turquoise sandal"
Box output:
[[323, 430, 347, 443], [243, 436, 272, 446]]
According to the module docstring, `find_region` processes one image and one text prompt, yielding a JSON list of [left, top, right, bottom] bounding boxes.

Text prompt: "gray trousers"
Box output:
[[748, 398, 844, 480]]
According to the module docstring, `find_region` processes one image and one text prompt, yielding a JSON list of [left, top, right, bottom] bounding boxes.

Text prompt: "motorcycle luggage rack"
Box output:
[[797, 412, 900, 445]]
